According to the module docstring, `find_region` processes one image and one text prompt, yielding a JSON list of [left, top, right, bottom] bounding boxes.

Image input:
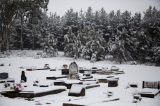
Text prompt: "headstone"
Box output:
[[63, 64, 68, 69], [111, 66, 119, 71], [69, 62, 79, 80], [0, 63, 4, 66], [84, 71, 92, 76], [91, 67, 98, 74], [133, 94, 142, 103], [129, 83, 138, 88], [0, 73, 8, 79], [62, 69, 69, 75], [142, 81, 159, 89], [44, 64, 50, 69], [68, 84, 85, 96], [108, 79, 118, 87]]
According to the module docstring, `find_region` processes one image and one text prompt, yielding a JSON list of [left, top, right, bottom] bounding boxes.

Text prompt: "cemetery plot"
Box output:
[[138, 81, 160, 98], [0, 72, 15, 83], [1, 86, 66, 98], [138, 89, 160, 98], [46, 75, 68, 80], [0, 56, 160, 106]]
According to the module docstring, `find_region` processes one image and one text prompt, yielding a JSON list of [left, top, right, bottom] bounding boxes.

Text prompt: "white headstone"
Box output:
[[69, 62, 79, 79]]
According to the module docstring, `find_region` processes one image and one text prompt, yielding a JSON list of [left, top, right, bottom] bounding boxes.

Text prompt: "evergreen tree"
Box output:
[[64, 27, 77, 57], [43, 34, 58, 57], [0, 0, 49, 52]]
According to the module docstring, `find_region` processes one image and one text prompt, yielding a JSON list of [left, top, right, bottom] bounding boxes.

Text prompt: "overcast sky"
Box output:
[[48, 0, 160, 16]]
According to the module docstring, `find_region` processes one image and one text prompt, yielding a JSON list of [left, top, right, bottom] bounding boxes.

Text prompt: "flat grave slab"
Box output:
[[1, 86, 66, 98]]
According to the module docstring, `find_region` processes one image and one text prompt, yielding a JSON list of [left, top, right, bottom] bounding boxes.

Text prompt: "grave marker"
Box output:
[[69, 62, 79, 80]]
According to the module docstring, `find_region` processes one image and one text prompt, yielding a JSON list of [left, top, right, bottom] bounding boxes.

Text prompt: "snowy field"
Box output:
[[0, 51, 160, 106]]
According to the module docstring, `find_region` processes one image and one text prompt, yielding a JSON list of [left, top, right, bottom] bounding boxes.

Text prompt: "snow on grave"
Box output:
[[91, 67, 101, 74], [80, 71, 93, 80], [96, 68, 113, 75], [26, 66, 37, 71], [47, 79, 82, 89], [126, 82, 138, 88], [1, 85, 66, 98], [82, 80, 98, 85], [63, 103, 85, 106], [35, 80, 54, 87], [98, 78, 108, 83], [138, 88, 160, 98], [69, 62, 79, 80], [97, 76, 119, 83], [111, 66, 119, 71], [79, 68, 90, 74], [80, 79, 100, 89], [46, 75, 68, 80], [60, 64, 69, 75], [26, 64, 50, 71], [68, 84, 85, 97], [84, 84, 100, 89], [0, 78, 15, 83], [54, 80, 66, 86], [109, 66, 125, 75], [138, 81, 160, 98], [0, 72, 15, 83], [132, 94, 142, 103], [96, 70, 113, 75], [64, 80, 82, 89], [63, 96, 120, 106]]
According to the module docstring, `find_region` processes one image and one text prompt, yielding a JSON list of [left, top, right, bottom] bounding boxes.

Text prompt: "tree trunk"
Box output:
[[0, 33, 5, 52], [6, 25, 10, 52], [20, 15, 23, 50], [32, 25, 35, 50], [2, 27, 7, 52], [0, 33, 3, 52]]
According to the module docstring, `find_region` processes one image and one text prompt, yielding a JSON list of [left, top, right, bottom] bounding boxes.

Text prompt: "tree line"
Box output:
[[0, 1, 160, 65]]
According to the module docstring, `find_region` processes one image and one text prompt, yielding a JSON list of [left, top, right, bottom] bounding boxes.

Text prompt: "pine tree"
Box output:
[[82, 30, 105, 61], [43, 34, 58, 57], [64, 27, 77, 57]]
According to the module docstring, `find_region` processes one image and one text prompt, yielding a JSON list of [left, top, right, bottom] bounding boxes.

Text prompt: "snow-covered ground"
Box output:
[[0, 51, 160, 106]]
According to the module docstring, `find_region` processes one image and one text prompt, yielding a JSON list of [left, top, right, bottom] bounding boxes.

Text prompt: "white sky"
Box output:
[[48, 0, 160, 16]]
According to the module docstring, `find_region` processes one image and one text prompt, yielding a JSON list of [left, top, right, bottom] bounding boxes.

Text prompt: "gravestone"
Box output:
[[62, 69, 69, 75], [69, 62, 79, 80], [142, 81, 159, 89], [84, 71, 92, 76], [108, 79, 118, 87], [111, 66, 119, 71], [68, 84, 85, 96], [0, 73, 8, 79]]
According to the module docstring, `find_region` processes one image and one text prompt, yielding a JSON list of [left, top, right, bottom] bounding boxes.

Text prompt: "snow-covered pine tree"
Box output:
[[142, 6, 160, 64], [43, 34, 58, 57], [82, 29, 105, 61], [64, 27, 77, 57]]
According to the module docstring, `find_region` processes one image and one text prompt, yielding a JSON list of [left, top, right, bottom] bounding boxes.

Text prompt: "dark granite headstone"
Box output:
[[62, 69, 69, 75], [142, 81, 159, 89], [0, 73, 8, 79], [108, 79, 118, 87]]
